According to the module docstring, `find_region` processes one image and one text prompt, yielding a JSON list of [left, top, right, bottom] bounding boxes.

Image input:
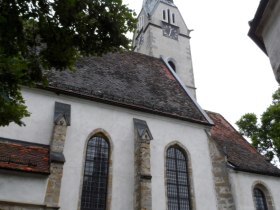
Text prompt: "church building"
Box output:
[[0, 0, 280, 210]]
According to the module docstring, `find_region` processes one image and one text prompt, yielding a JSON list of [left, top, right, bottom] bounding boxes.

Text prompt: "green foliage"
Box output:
[[236, 87, 280, 163], [0, 0, 136, 126]]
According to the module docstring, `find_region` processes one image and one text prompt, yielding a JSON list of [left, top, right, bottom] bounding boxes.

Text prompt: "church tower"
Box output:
[[133, 0, 196, 98]]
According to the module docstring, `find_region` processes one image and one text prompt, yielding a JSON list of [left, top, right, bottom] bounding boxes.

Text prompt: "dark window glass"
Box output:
[[253, 188, 268, 210], [168, 9, 170, 23], [81, 135, 109, 210], [163, 10, 166, 20], [168, 61, 176, 72], [166, 146, 191, 210], [172, 13, 175, 23]]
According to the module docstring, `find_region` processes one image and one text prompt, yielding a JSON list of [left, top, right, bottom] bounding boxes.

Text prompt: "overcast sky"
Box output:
[[123, 0, 279, 128]]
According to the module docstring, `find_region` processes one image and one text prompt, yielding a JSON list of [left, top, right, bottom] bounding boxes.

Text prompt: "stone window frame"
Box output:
[[251, 181, 275, 210], [164, 141, 196, 210], [77, 128, 113, 210]]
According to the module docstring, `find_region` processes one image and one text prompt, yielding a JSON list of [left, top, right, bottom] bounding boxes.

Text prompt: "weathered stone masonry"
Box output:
[[207, 131, 236, 210], [133, 118, 153, 210], [44, 102, 71, 209]]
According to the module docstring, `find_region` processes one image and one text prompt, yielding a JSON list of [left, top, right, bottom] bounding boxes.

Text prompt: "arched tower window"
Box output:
[[172, 13, 175, 24], [166, 146, 191, 210], [168, 61, 176, 72], [81, 134, 110, 210], [167, 9, 171, 23], [253, 188, 268, 210]]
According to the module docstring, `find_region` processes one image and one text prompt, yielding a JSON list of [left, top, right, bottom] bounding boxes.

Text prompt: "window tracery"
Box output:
[[81, 134, 110, 210], [166, 146, 191, 210]]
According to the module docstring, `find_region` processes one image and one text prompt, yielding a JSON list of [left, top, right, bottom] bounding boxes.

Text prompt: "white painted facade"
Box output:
[[0, 171, 47, 204], [0, 87, 217, 209], [230, 170, 280, 210]]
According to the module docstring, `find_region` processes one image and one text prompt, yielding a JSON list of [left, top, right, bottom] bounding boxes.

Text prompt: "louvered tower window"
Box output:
[[166, 146, 191, 210], [81, 135, 110, 210], [253, 188, 268, 210]]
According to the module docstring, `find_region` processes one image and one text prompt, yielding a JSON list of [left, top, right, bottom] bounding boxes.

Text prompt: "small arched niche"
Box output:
[[168, 60, 176, 72]]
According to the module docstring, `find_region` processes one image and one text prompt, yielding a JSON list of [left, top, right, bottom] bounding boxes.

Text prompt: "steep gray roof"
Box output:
[[43, 51, 211, 125]]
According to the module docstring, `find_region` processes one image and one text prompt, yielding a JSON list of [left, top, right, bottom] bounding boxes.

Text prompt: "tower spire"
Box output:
[[143, 0, 159, 14]]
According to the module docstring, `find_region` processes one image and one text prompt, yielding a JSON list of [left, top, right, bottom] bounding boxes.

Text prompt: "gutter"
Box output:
[[227, 162, 280, 178], [38, 85, 212, 126]]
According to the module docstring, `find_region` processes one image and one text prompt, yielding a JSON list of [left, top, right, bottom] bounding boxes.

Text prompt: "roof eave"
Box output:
[[0, 167, 50, 176], [39, 85, 212, 127], [248, 27, 267, 55], [248, 0, 269, 55], [228, 164, 280, 178]]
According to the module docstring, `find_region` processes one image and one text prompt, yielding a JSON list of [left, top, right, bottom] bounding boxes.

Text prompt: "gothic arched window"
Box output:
[[166, 146, 191, 210], [81, 134, 110, 210], [253, 188, 268, 210]]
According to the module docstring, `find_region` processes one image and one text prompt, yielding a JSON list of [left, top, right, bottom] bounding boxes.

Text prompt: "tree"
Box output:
[[236, 87, 280, 164], [0, 0, 136, 126]]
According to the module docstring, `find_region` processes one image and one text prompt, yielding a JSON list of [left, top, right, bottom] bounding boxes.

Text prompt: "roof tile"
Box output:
[[207, 111, 280, 177], [44, 52, 210, 125], [0, 138, 50, 174]]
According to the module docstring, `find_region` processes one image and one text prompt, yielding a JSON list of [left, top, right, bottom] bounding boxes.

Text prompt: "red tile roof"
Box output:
[[0, 138, 50, 174], [207, 111, 280, 177]]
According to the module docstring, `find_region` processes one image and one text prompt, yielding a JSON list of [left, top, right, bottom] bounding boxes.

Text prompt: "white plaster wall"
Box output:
[[0, 87, 54, 145], [262, 0, 280, 83], [148, 26, 194, 86], [0, 171, 47, 204], [137, 25, 196, 97], [229, 170, 280, 210], [0, 88, 217, 209], [150, 119, 217, 210], [59, 94, 136, 210]]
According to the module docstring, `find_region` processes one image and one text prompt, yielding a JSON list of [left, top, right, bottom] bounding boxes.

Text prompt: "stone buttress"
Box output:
[[44, 102, 71, 209], [133, 119, 153, 210]]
